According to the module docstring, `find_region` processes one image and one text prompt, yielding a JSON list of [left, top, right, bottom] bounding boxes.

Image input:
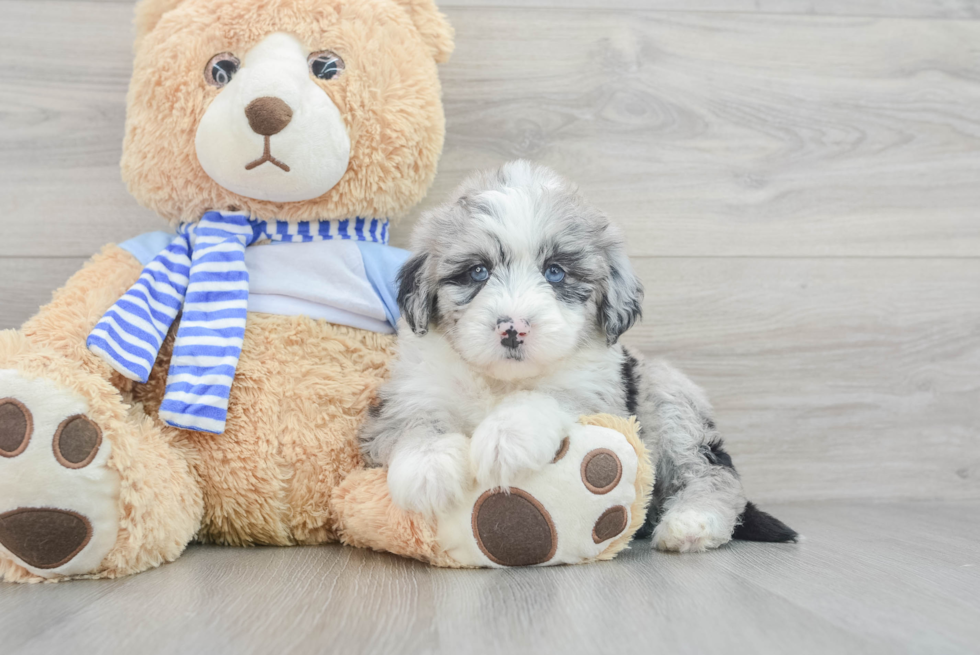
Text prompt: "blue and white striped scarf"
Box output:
[[87, 211, 390, 434]]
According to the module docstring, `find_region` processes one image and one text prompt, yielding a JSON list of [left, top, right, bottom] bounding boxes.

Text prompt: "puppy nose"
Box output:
[[245, 96, 293, 136], [497, 317, 530, 349]]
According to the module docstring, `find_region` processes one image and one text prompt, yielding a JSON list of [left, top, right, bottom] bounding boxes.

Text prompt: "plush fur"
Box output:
[[3, 244, 400, 581], [360, 161, 796, 552], [123, 0, 452, 223], [0, 0, 454, 582]]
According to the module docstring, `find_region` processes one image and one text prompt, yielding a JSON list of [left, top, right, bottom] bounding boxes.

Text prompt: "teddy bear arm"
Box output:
[[21, 244, 144, 385]]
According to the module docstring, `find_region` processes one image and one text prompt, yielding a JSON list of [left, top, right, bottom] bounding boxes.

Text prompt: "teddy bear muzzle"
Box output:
[[194, 32, 351, 203]]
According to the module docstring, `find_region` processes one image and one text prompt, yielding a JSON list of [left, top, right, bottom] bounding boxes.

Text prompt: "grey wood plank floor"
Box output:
[[1, 501, 978, 655]]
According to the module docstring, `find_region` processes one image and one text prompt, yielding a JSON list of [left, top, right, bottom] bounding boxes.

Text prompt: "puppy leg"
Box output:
[[470, 391, 574, 489], [387, 428, 471, 517], [652, 470, 745, 553], [636, 360, 746, 552]]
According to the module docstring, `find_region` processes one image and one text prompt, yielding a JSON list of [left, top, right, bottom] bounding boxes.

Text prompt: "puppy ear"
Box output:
[[598, 239, 644, 345], [397, 253, 435, 335], [134, 0, 187, 51], [390, 0, 455, 63]]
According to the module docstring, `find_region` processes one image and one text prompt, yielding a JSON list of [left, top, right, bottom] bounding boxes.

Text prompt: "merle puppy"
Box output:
[[360, 160, 796, 551]]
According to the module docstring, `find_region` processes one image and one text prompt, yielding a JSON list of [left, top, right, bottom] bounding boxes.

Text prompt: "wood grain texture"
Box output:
[[2, 255, 976, 502], [3, 3, 980, 256], [0, 1, 977, 504], [1, 501, 978, 655], [47, 0, 980, 19], [0, 259, 89, 329], [0, 0, 170, 259], [437, 1, 980, 20], [624, 257, 980, 502], [429, 8, 980, 257]]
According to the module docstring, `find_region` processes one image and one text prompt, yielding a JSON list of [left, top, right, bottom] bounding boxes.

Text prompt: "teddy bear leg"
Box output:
[[435, 415, 653, 568], [334, 415, 653, 569], [1, 247, 204, 582], [332, 467, 462, 568]]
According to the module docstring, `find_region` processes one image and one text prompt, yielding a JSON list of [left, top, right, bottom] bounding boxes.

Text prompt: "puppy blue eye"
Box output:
[[470, 265, 490, 282], [544, 264, 565, 284]]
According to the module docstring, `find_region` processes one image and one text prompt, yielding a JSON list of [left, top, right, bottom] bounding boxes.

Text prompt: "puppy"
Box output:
[[359, 160, 796, 552]]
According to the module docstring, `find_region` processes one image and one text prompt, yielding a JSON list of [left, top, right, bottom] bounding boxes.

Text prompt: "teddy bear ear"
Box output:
[[390, 0, 455, 64], [133, 0, 187, 51]]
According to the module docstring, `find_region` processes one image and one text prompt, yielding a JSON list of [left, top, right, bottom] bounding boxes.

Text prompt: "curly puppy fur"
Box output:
[[360, 161, 797, 551]]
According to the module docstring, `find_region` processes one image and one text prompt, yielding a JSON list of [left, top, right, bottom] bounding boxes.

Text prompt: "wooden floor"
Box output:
[[0, 501, 977, 655], [1, 0, 978, 652]]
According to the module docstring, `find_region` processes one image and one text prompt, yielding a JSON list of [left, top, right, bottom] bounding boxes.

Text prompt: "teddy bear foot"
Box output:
[[0, 369, 121, 580], [437, 416, 652, 567]]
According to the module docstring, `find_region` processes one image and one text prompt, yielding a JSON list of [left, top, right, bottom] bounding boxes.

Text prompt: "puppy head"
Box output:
[[123, 0, 453, 224], [399, 160, 643, 380]]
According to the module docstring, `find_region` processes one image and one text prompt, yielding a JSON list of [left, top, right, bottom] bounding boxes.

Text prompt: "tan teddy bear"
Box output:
[[0, 0, 651, 583]]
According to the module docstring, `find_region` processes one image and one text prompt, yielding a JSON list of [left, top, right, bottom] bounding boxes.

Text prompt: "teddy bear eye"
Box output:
[[205, 53, 240, 88], [308, 50, 345, 80]]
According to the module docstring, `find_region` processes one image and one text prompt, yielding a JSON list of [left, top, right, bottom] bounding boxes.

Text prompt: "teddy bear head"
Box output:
[[122, 0, 454, 225]]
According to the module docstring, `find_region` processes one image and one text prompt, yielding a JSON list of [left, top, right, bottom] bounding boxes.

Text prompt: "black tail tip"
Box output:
[[732, 501, 798, 543]]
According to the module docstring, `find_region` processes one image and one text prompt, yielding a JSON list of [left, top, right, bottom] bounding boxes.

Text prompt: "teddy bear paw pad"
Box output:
[[471, 488, 557, 566], [0, 371, 120, 578], [439, 422, 640, 567]]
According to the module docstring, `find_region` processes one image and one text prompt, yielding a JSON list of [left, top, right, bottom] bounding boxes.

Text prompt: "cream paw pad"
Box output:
[[0, 370, 120, 579], [437, 415, 653, 567]]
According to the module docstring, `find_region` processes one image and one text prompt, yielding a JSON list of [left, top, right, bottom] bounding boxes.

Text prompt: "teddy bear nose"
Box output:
[[245, 96, 294, 136]]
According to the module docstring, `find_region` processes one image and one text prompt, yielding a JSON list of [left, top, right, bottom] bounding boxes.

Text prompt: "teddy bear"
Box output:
[[0, 0, 652, 582]]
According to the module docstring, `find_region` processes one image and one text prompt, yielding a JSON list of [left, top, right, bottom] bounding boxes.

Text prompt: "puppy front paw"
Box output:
[[653, 509, 732, 553], [387, 433, 470, 517], [470, 407, 571, 489]]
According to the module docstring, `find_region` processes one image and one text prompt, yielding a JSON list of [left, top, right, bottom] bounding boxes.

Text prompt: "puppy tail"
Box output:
[[732, 501, 798, 543]]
